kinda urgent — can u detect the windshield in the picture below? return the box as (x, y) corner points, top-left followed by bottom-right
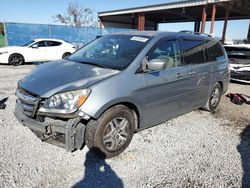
(68, 35), (151, 70)
(225, 46), (250, 64)
(22, 40), (35, 46)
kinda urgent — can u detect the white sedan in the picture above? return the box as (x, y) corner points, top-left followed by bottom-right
(0, 38), (75, 65)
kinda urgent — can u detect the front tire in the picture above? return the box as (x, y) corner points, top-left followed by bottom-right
(203, 83), (222, 113)
(8, 53), (24, 66)
(85, 105), (135, 158)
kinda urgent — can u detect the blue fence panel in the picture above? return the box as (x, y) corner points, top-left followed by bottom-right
(5, 23), (51, 46)
(50, 25), (102, 45)
(102, 27), (135, 35)
(4, 22), (136, 46)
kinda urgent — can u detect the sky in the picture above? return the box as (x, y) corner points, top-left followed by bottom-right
(0, 0), (249, 40)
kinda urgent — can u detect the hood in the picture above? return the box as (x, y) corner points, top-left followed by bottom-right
(0, 46), (25, 52)
(19, 60), (119, 98)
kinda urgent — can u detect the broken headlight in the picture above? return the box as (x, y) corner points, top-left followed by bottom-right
(38, 89), (91, 114)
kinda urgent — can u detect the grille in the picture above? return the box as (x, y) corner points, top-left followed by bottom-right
(16, 88), (39, 117)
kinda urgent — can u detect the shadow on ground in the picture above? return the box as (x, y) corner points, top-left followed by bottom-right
(73, 150), (123, 188)
(0, 62), (43, 66)
(238, 124), (250, 188)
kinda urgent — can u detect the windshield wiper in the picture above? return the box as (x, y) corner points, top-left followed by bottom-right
(79, 61), (118, 70)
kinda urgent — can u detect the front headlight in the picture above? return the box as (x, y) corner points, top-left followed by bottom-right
(38, 89), (91, 114)
(0, 51), (8, 55)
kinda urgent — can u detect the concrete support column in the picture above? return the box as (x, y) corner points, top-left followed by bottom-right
(222, 2), (230, 44)
(201, 6), (207, 33)
(210, 4), (216, 35)
(138, 13), (145, 31)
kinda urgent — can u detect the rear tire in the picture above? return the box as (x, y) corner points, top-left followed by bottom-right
(62, 52), (71, 59)
(85, 105), (135, 158)
(203, 83), (222, 113)
(8, 53), (24, 66)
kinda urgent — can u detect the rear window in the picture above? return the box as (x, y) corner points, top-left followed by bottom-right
(224, 46), (250, 58)
(45, 41), (62, 46)
(182, 39), (206, 64)
(207, 40), (225, 61)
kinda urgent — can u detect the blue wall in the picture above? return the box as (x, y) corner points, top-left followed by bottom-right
(4, 22), (136, 46)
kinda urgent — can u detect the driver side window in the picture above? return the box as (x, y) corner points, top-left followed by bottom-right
(147, 40), (181, 69)
(34, 41), (46, 47)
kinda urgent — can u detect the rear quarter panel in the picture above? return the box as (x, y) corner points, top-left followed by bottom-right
(211, 59), (230, 95)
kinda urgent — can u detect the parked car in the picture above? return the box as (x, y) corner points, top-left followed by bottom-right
(0, 38), (75, 65)
(14, 31), (229, 158)
(224, 44), (250, 83)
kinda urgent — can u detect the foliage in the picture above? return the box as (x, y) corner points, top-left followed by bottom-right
(53, 1), (96, 27)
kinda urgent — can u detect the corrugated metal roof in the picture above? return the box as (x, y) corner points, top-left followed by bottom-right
(99, 0), (231, 16)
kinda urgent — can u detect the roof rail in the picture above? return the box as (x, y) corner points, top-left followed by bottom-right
(179, 30), (213, 37)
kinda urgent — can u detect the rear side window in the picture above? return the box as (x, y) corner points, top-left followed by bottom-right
(182, 40), (206, 64)
(46, 41), (62, 46)
(207, 40), (225, 61)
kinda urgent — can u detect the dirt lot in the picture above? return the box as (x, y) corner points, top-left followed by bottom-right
(0, 64), (249, 188)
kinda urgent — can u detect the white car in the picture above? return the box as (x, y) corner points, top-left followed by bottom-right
(0, 38), (75, 65)
(224, 44), (250, 83)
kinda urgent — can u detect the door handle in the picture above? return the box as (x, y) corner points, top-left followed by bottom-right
(175, 73), (184, 78)
(188, 71), (197, 75)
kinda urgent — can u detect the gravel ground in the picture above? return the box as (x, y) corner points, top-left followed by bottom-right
(0, 64), (249, 188)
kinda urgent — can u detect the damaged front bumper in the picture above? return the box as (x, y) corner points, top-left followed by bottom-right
(14, 101), (86, 151)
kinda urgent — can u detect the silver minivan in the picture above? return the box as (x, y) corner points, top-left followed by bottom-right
(14, 31), (230, 158)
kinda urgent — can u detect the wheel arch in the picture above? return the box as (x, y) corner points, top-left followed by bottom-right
(218, 81), (223, 91)
(62, 52), (71, 58)
(92, 100), (141, 130)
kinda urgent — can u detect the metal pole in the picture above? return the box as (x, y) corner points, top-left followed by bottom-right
(3, 22), (8, 46)
(194, 20), (200, 32)
(210, 4), (216, 34)
(154, 22), (158, 31)
(247, 21), (250, 40)
(131, 14), (135, 29)
(138, 13), (145, 31)
(141, 13), (145, 31)
(138, 14), (141, 30)
(222, 2), (230, 44)
(197, 20), (201, 33)
(49, 24), (52, 38)
(201, 6), (207, 33)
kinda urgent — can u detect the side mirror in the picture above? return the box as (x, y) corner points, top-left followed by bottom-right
(146, 59), (166, 71)
(32, 44), (38, 48)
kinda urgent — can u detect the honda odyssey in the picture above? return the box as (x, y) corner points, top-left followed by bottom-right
(14, 31), (229, 158)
